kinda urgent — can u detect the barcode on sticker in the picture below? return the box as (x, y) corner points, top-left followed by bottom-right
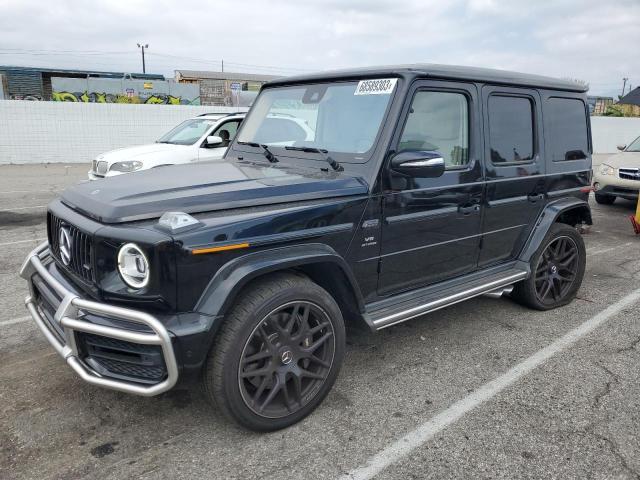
(354, 78), (397, 95)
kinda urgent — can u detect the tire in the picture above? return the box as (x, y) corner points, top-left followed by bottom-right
(203, 272), (346, 431)
(511, 223), (586, 311)
(594, 193), (615, 205)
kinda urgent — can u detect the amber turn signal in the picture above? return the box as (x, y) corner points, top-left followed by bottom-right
(191, 243), (250, 255)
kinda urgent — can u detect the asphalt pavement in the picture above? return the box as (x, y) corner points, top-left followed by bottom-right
(1, 164), (639, 480)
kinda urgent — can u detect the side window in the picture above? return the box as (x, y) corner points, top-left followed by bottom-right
(398, 91), (469, 168)
(488, 95), (534, 163)
(213, 120), (241, 146)
(547, 98), (589, 161)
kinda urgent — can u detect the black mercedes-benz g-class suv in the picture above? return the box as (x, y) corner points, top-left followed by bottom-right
(21, 64), (592, 431)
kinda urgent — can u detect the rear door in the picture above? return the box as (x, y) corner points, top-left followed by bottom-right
(378, 80), (484, 295)
(479, 86), (546, 267)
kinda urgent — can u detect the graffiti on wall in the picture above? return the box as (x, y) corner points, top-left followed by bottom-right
(51, 91), (198, 105)
(51, 77), (200, 105)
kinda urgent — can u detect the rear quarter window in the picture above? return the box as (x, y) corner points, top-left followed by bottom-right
(546, 97), (589, 161)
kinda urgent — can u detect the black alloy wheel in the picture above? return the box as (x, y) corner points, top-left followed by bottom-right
(534, 236), (579, 306)
(203, 272), (345, 431)
(511, 223), (586, 311)
(238, 301), (335, 418)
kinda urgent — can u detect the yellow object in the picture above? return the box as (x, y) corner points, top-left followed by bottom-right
(191, 243), (250, 255)
(631, 195), (640, 234)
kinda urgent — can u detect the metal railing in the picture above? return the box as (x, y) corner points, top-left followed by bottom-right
(20, 242), (179, 396)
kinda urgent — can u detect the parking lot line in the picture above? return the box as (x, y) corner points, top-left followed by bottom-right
(0, 205), (46, 212)
(0, 189), (61, 195)
(0, 238), (45, 247)
(340, 286), (640, 480)
(0, 315), (31, 327)
(587, 242), (635, 256)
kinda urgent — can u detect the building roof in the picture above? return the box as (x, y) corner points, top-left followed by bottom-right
(175, 70), (280, 82)
(265, 63), (588, 93)
(619, 87), (640, 107)
(0, 65), (164, 80)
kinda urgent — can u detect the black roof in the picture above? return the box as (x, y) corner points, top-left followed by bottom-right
(265, 63), (588, 93)
(619, 86), (640, 107)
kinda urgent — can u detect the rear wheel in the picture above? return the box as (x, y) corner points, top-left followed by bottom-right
(511, 223), (585, 310)
(595, 193), (615, 205)
(203, 272), (345, 431)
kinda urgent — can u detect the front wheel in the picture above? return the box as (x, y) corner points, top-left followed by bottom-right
(594, 193), (615, 205)
(203, 272), (345, 431)
(511, 223), (586, 310)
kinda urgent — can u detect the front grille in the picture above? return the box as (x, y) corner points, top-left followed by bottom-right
(47, 212), (95, 283)
(97, 161), (108, 175)
(78, 332), (167, 383)
(619, 168), (640, 181)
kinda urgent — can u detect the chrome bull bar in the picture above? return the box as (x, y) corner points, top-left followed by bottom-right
(20, 242), (178, 396)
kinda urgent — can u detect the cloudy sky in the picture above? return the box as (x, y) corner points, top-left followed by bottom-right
(1, 0), (638, 97)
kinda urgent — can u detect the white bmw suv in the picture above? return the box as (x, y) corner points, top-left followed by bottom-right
(88, 112), (246, 180)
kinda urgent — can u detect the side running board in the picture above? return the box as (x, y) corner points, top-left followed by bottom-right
(364, 269), (528, 331)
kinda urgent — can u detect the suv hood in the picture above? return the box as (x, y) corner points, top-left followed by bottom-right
(602, 151), (640, 168)
(96, 143), (189, 163)
(62, 160), (368, 223)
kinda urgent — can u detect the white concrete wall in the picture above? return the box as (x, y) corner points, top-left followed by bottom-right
(1, 100), (639, 164)
(0, 100), (246, 164)
(590, 116), (640, 154)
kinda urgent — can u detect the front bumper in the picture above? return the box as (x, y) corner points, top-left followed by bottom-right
(594, 184), (639, 200)
(592, 171), (640, 199)
(87, 169), (127, 180)
(20, 242), (179, 396)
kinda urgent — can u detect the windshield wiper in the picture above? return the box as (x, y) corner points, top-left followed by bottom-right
(284, 146), (343, 172)
(237, 141), (279, 163)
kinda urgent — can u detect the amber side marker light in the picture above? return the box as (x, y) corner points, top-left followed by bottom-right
(191, 243), (250, 255)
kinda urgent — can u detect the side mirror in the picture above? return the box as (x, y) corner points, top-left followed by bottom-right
(206, 135), (224, 147)
(617, 144), (627, 151)
(390, 151), (446, 178)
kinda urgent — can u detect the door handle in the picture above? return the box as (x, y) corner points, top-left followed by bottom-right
(527, 193), (545, 203)
(459, 204), (480, 215)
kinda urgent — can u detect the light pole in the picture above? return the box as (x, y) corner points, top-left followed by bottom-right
(621, 77), (628, 98)
(137, 43), (149, 73)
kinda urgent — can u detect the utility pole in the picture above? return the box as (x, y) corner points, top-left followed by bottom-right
(137, 43), (149, 73)
(221, 59), (224, 72)
(621, 77), (628, 97)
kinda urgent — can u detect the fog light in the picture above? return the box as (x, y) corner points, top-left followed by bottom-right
(117, 243), (150, 288)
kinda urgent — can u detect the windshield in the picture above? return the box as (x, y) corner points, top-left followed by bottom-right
(237, 80), (397, 161)
(157, 119), (216, 145)
(627, 135), (640, 152)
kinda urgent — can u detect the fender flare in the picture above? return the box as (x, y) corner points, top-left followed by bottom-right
(518, 197), (591, 263)
(194, 243), (365, 317)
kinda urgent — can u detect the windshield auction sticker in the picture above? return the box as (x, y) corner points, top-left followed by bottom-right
(354, 78), (397, 95)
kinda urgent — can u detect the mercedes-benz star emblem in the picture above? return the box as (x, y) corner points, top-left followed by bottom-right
(281, 351), (293, 365)
(59, 227), (72, 266)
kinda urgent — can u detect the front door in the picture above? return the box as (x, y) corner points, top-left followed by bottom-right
(199, 119), (242, 161)
(378, 81), (483, 296)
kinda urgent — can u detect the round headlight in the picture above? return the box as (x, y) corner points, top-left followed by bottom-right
(117, 243), (150, 288)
